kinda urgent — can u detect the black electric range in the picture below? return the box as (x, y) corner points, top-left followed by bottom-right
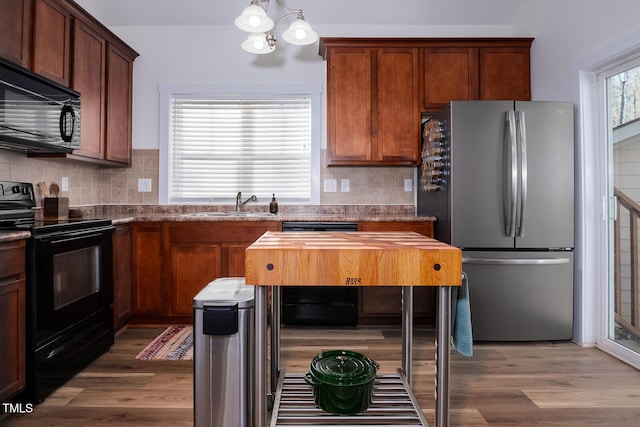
(1, 181), (115, 404)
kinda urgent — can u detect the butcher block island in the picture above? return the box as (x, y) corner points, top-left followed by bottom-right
(245, 231), (461, 287)
(245, 231), (462, 427)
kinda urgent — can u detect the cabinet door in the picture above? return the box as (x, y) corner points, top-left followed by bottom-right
(424, 47), (478, 110)
(0, 0), (32, 67)
(0, 277), (25, 401)
(376, 48), (421, 164)
(226, 243), (250, 277)
(326, 48), (372, 164)
(32, 0), (71, 85)
(113, 224), (132, 330)
(358, 221), (435, 324)
(105, 43), (134, 165)
(0, 240), (26, 402)
(479, 47), (531, 100)
(169, 244), (221, 315)
(71, 18), (106, 160)
(132, 223), (165, 315)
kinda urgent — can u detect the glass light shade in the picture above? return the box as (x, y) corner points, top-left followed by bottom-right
(241, 33), (275, 54)
(234, 4), (274, 33)
(282, 18), (318, 46)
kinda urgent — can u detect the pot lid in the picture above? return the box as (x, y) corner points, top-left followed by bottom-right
(309, 350), (378, 386)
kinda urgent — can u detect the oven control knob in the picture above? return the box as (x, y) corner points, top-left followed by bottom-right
(12, 185), (20, 194)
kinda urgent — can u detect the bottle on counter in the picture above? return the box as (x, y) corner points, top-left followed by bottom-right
(270, 193), (278, 214)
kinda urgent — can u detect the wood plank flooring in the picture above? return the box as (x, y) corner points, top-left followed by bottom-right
(3, 326), (640, 426)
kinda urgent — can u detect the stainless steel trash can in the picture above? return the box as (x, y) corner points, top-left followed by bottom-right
(193, 277), (254, 427)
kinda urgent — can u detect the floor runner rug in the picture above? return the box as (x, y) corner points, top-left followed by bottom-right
(135, 325), (194, 361)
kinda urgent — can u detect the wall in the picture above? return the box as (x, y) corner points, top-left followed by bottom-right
(512, 0), (640, 101)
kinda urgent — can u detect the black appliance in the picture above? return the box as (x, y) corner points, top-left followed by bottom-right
(281, 222), (358, 326)
(0, 57), (81, 154)
(0, 181), (114, 403)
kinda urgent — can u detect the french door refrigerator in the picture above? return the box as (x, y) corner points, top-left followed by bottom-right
(418, 100), (574, 341)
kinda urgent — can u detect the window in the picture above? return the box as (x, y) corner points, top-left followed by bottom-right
(159, 83), (321, 204)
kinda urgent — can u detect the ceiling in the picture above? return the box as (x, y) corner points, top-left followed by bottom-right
(74, 0), (526, 27)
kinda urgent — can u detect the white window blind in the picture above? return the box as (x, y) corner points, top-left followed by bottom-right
(168, 96), (312, 203)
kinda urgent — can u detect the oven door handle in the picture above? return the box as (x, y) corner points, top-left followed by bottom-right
(35, 225), (115, 244)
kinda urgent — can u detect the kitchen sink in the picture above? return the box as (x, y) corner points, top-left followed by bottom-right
(181, 212), (273, 218)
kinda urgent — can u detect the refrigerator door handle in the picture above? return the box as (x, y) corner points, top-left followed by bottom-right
(462, 257), (571, 265)
(504, 111), (518, 237)
(515, 110), (528, 237)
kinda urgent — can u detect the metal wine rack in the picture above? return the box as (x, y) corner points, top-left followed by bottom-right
(421, 118), (448, 192)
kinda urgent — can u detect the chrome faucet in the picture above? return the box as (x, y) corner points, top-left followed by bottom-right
(236, 192), (257, 212)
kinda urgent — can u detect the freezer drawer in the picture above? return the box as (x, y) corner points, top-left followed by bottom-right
(463, 251), (573, 341)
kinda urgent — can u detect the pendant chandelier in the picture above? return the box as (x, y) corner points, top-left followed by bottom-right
(235, 0), (319, 54)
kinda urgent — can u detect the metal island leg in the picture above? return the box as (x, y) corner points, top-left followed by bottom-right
(404, 285), (451, 427)
(254, 285), (268, 427)
(436, 286), (452, 427)
(401, 286), (414, 386)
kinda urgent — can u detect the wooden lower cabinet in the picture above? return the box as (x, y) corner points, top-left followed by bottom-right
(166, 222), (279, 317)
(358, 221), (436, 325)
(113, 224), (132, 331)
(0, 240), (26, 401)
(130, 220), (436, 325)
(131, 222), (165, 317)
(131, 221), (279, 322)
(169, 243), (221, 315)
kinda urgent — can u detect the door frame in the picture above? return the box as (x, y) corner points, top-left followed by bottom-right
(573, 27), (640, 369)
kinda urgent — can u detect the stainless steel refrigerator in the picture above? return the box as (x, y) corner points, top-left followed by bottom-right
(418, 100), (574, 341)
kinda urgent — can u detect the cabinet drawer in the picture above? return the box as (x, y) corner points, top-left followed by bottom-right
(169, 222), (280, 243)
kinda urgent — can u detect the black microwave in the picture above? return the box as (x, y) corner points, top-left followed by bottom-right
(0, 57), (80, 154)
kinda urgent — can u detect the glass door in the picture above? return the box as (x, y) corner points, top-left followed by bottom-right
(607, 61), (640, 361)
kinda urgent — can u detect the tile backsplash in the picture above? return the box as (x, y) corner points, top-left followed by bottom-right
(0, 148), (414, 206)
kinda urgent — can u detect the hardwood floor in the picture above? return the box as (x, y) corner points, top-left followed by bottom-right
(3, 326), (640, 426)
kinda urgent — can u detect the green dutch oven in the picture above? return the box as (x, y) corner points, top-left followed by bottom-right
(304, 350), (380, 415)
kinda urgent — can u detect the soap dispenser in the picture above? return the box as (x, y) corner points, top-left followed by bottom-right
(269, 193), (278, 214)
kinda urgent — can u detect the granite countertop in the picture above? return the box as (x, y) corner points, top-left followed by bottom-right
(71, 204), (437, 225)
(0, 230), (31, 243)
(1, 205), (435, 242)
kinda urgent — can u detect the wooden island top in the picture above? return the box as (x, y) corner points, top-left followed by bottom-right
(244, 231), (462, 287)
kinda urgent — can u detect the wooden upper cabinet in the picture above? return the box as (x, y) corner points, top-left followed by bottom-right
(424, 47), (478, 110)
(479, 46), (531, 100)
(321, 38), (532, 166)
(105, 43), (135, 165)
(325, 43), (420, 166)
(32, 0), (71, 85)
(71, 17), (106, 160)
(1, 0), (139, 167)
(376, 48), (421, 163)
(326, 47), (372, 163)
(0, 0), (32, 67)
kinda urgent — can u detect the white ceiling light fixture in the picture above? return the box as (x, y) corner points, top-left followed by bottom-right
(235, 0), (318, 54)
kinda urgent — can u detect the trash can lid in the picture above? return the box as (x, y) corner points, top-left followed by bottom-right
(193, 277), (254, 309)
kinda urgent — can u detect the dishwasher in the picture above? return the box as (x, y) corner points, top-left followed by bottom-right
(281, 221), (358, 326)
